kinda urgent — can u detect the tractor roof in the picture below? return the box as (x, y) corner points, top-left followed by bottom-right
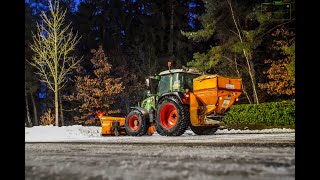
(159, 68), (202, 76)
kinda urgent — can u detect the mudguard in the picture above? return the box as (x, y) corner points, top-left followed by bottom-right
(129, 107), (149, 118)
(157, 92), (186, 105)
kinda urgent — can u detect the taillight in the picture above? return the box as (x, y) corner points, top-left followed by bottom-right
(97, 112), (104, 118)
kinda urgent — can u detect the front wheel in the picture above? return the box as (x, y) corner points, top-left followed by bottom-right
(124, 110), (149, 136)
(190, 124), (218, 135)
(155, 96), (189, 136)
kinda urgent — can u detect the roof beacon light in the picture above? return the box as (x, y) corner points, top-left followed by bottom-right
(168, 61), (172, 70)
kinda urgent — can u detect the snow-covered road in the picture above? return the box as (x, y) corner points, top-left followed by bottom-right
(26, 140), (294, 180)
(25, 126), (295, 180)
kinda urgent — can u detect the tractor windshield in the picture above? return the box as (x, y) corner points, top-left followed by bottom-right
(158, 73), (200, 95)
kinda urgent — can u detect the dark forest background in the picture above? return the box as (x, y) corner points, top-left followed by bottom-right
(25, 0), (295, 126)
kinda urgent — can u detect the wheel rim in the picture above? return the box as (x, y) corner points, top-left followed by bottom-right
(128, 115), (139, 131)
(160, 103), (178, 129)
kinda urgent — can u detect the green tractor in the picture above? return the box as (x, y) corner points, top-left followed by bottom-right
(124, 68), (201, 136)
(124, 66), (242, 136)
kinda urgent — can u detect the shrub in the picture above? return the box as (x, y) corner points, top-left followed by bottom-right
(39, 109), (55, 126)
(223, 100), (295, 129)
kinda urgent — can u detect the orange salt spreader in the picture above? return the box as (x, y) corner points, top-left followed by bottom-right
(189, 74), (242, 127)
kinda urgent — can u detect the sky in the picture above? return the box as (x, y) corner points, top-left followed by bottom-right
(74, 0), (80, 11)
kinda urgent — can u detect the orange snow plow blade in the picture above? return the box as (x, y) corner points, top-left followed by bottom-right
(99, 116), (127, 136)
(98, 115), (155, 136)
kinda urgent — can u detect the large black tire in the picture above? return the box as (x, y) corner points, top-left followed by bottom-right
(155, 96), (189, 136)
(190, 124), (218, 135)
(124, 110), (149, 136)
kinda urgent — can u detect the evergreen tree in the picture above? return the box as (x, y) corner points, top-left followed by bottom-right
(66, 46), (124, 124)
(181, 0), (295, 104)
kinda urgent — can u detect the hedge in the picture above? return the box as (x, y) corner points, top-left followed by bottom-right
(222, 100), (295, 129)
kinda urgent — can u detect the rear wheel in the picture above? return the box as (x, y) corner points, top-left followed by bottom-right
(190, 124), (218, 135)
(125, 110), (149, 136)
(155, 96), (189, 136)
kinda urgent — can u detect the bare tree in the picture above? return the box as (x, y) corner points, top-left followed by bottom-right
(227, 0), (259, 104)
(29, 0), (81, 126)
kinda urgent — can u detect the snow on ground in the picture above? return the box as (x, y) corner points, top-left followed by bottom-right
(25, 125), (295, 142)
(25, 125), (101, 142)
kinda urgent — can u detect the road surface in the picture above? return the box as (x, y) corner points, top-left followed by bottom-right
(25, 133), (295, 180)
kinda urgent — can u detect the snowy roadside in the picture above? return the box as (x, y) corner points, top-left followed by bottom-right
(25, 125), (294, 142)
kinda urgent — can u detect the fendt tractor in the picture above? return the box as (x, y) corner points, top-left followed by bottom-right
(98, 62), (242, 136)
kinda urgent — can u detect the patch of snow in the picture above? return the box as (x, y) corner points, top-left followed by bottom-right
(25, 125), (294, 142)
(25, 125), (101, 142)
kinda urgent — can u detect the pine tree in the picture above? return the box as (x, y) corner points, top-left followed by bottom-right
(181, 0), (295, 104)
(66, 46), (124, 124)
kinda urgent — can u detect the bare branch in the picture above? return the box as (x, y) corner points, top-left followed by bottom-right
(229, 30), (241, 39)
(227, 0), (243, 42)
(257, 18), (295, 40)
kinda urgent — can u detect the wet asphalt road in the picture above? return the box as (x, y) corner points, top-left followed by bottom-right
(25, 133), (295, 180)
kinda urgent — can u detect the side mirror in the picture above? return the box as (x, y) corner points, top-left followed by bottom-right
(145, 78), (150, 87)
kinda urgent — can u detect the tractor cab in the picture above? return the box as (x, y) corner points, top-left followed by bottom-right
(144, 68), (202, 107)
(157, 69), (202, 96)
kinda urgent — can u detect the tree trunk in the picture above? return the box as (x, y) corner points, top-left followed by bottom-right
(250, 61), (259, 104)
(59, 91), (64, 126)
(25, 84), (32, 127)
(243, 50), (259, 104)
(30, 92), (38, 126)
(241, 83), (252, 104)
(55, 86), (59, 126)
